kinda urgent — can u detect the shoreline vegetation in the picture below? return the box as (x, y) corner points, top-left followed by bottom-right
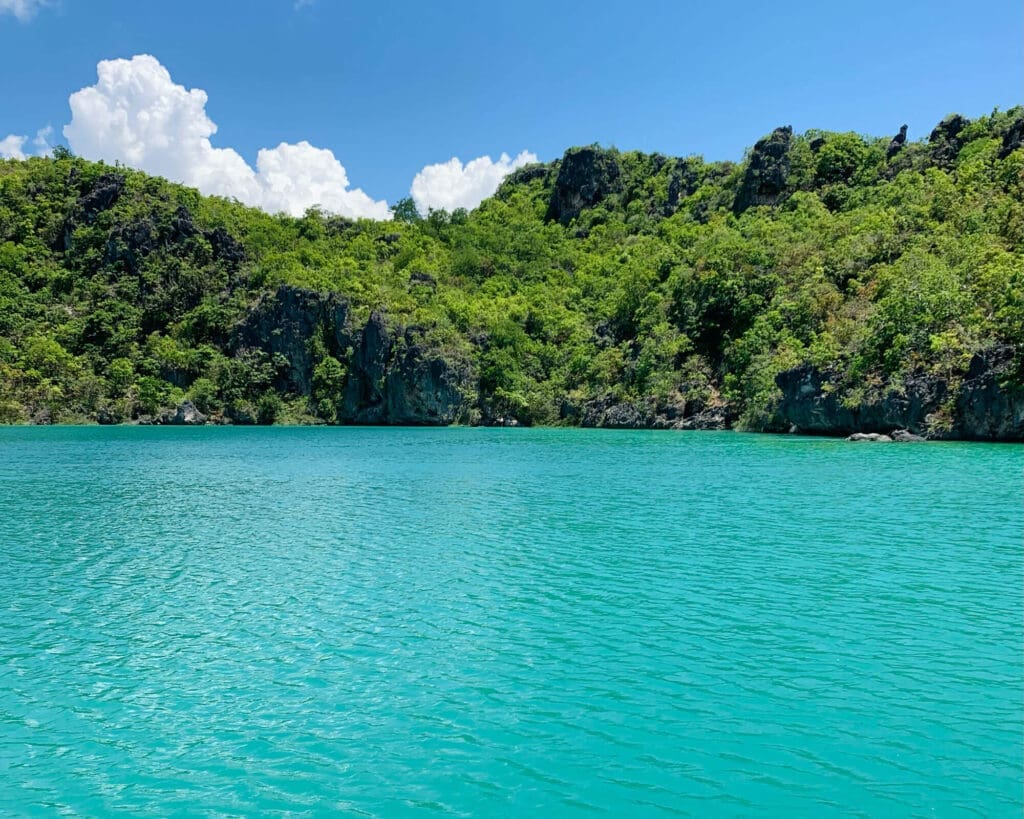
(1, 109), (1021, 440)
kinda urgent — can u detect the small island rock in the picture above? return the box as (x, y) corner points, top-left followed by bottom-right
(846, 432), (893, 442)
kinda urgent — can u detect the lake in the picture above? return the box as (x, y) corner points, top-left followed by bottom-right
(0, 427), (1020, 816)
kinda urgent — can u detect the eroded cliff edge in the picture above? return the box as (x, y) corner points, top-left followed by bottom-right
(230, 286), (475, 426)
(769, 345), (1024, 441)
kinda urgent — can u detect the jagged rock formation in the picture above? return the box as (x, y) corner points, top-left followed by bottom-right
(929, 114), (969, 167)
(341, 312), (473, 425)
(100, 205), (245, 280)
(206, 226), (246, 268)
(665, 158), (701, 215)
(77, 173), (126, 222)
(886, 124), (908, 159)
(576, 393), (732, 431)
(770, 345), (1024, 441)
(231, 287), (472, 425)
(57, 172), (126, 251)
(233, 285), (352, 395)
(953, 346), (1024, 440)
(1000, 113), (1024, 158)
(156, 400), (207, 425)
(733, 126), (793, 213)
(546, 146), (624, 224)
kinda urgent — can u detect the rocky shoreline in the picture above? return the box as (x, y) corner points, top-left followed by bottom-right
(14, 284), (1024, 443)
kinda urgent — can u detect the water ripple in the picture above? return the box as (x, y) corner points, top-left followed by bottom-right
(0, 427), (1020, 816)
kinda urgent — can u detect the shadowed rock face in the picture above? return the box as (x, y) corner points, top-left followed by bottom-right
(953, 346), (1024, 440)
(575, 393), (733, 431)
(156, 400), (207, 425)
(58, 172), (127, 251)
(206, 226), (246, 268)
(341, 312), (473, 425)
(886, 124), (909, 159)
(1000, 113), (1024, 159)
(546, 147), (624, 224)
(733, 126), (793, 213)
(78, 173), (126, 223)
(97, 202), (245, 281)
(232, 285), (352, 395)
(771, 364), (947, 436)
(770, 345), (1024, 441)
(929, 114), (969, 167)
(665, 158), (701, 215)
(233, 289), (472, 425)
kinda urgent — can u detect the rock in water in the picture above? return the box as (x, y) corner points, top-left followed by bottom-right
(891, 429), (926, 442)
(157, 401), (207, 426)
(847, 432), (893, 442)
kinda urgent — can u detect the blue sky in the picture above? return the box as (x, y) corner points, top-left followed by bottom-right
(1, 0), (1021, 216)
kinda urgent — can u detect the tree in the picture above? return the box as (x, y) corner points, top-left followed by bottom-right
(391, 197), (421, 223)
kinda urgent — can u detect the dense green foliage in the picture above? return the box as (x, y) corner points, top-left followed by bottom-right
(1, 108), (1021, 425)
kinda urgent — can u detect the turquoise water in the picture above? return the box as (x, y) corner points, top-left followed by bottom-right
(0, 428), (1020, 817)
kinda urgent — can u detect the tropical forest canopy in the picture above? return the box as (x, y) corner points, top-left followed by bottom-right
(0, 108), (1021, 429)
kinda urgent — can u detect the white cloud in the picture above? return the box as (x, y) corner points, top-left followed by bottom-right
(411, 150), (537, 213)
(32, 125), (53, 154)
(0, 127), (53, 159)
(0, 0), (49, 21)
(0, 134), (27, 159)
(64, 54), (390, 219)
(256, 141), (390, 219)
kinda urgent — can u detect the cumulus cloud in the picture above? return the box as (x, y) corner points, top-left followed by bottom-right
(0, 0), (49, 21)
(63, 54), (390, 219)
(0, 135), (27, 159)
(0, 127), (53, 159)
(32, 125), (53, 154)
(410, 150), (537, 213)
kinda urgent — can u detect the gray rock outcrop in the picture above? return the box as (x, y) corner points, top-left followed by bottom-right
(847, 432), (892, 442)
(578, 393), (733, 430)
(929, 113), (969, 167)
(733, 126), (793, 213)
(772, 344), (1023, 441)
(546, 146), (624, 224)
(952, 346), (1024, 440)
(1000, 113), (1024, 158)
(232, 285), (352, 395)
(156, 400), (207, 425)
(886, 125), (908, 159)
(232, 286), (473, 425)
(340, 312), (473, 425)
(891, 429), (926, 442)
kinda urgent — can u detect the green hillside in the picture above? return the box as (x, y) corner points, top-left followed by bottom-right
(1, 108), (1021, 437)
